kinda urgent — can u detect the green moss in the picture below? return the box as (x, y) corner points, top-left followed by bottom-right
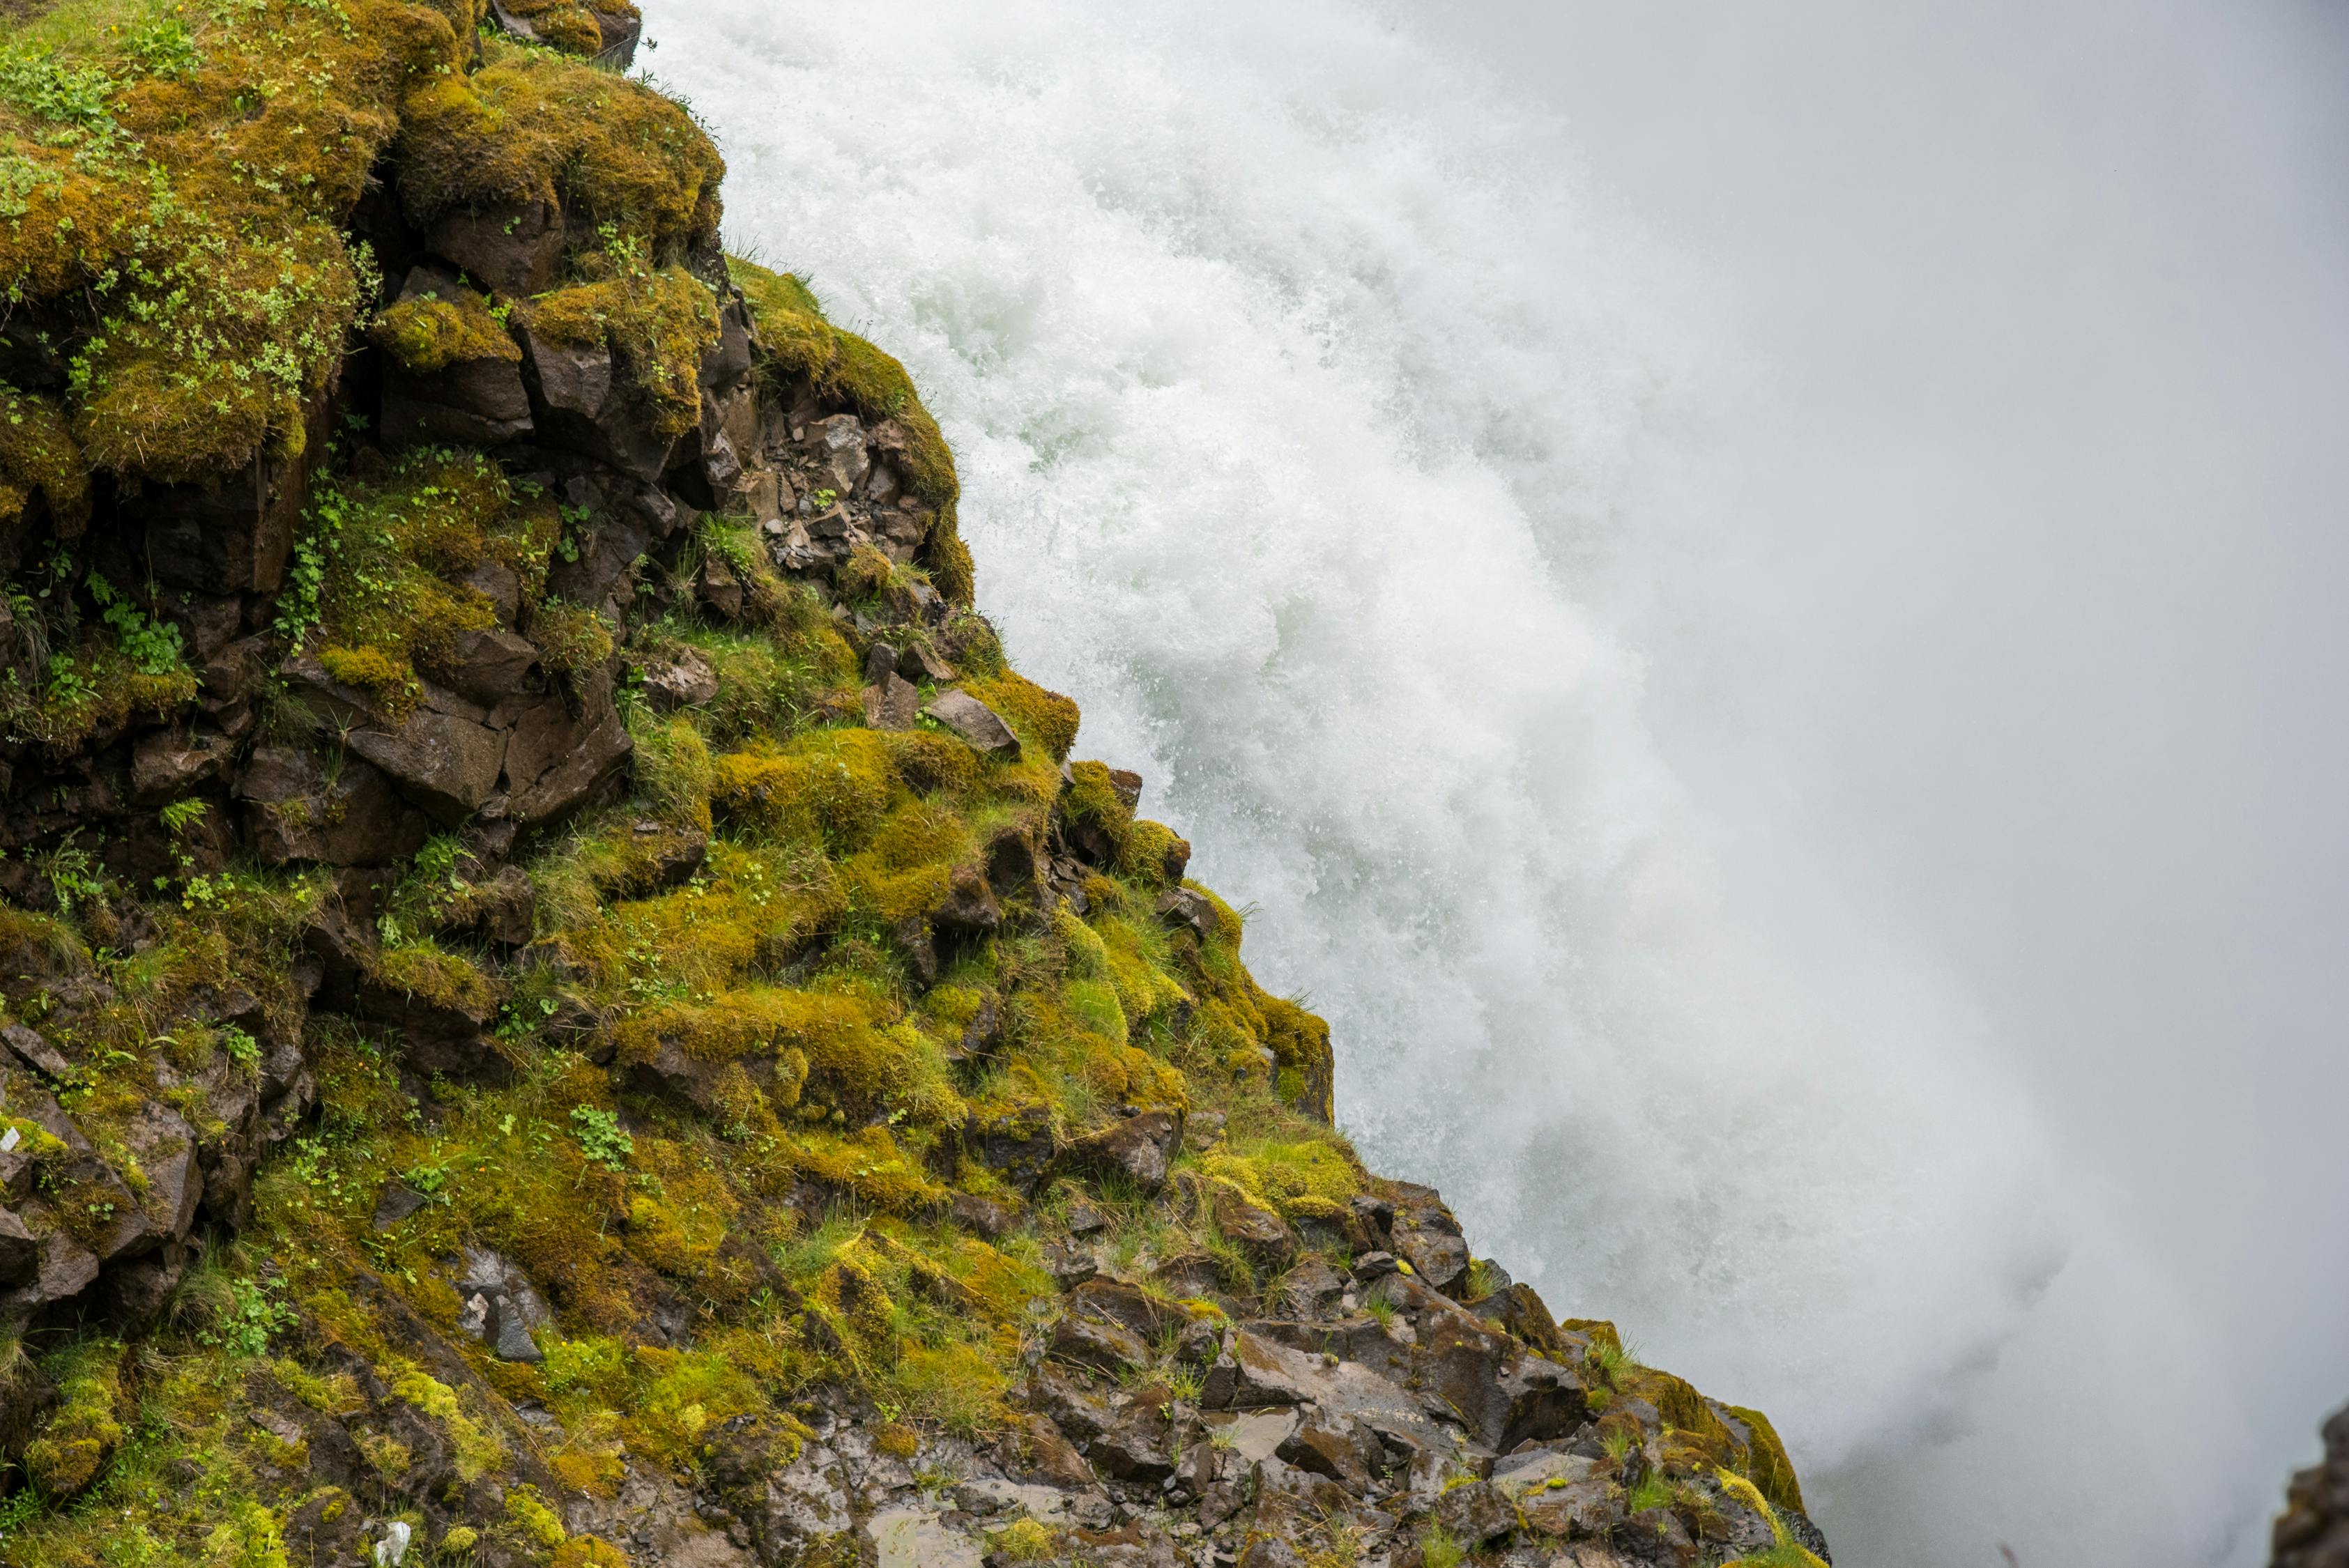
(527, 238), (719, 440)
(24, 1338), (125, 1496)
(371, 286), (522, 374)
(398, 36), (721, 262)
(0, 386), (90, 535)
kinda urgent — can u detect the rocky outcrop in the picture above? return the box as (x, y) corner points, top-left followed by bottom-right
(2274, 1401), (2349, 1568)
(0, 4), (1820, 1566)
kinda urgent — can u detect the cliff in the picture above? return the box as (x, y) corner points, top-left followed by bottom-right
(0, 4), (1828, 1566)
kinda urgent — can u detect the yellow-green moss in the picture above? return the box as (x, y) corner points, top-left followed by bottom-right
(23, 1339), (126, 1495)
(527, 243), (719, 440)
(370, 287), (522, 374)
(0, 387), (90, 535)
(727, 256), (972, 602)
(397, 36), (721, 261)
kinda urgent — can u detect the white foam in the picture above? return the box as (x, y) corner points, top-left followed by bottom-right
(650, 3), (2258, 1560)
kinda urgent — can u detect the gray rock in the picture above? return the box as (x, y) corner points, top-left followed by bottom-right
(924, 689), (1021, 758)
(1432, 1478), (1516, 1543)
(1, 1023), (69, 1079)
(501, 675), (632, 827)
(427, 625), (539, 703)
(493, 1305), (543, 1362)
(1214, 1185), (1301, 1273)
(636, 648), (719, 712)
(1062, 1110), (1182, 1194)
(372, 1183), (429, 1232)
(130, 728), (236, 805)
(804, 413), (871, 497)
(346, 705), (508, 827)
(427, 199), (564, 295)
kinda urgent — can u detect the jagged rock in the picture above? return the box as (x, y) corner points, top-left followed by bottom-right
(123, 1102), (201, 1247)
(2, 1023), (69, 1079)
(427, 199), (564, 295)
(1616, 1506), (1699, 1566)
(1052, 1314), (1151, 1371)
(342, 698), (508, 827)
(372, 1183), (429, 1232)
(1089, 1390), (1177, 1482)
(1276, 1409), (1382, 1489)
(356, 962), (505, 1082)
(1275, 1255), (1348, 1319)
(628, 1036), (728, 1115)
(698, 550), (744, 620)
(804, 413), (870, 496)
(898, 642), (956, 684)
(142, 420), (313, 594)
(1156, 886), (1220, 941)
(457, 865), (536, 948)
(949, 1192), (1018, 1240)
(924, 689), (1021, 758)
(985, 824), (1045, 903)
(636, 647), (719, 711)
(862, 671), (920, 731)
(1062, 1110), (1182, 1194)
(519, 325), (674, 479)
(1028, 1362), (1118, 1446)
(502, 674), (633, 826)
(1386, 1183), (1471, 1294)
(461, 560), (523, 626)
(1433, 1478), (1517, 1543)
(1214, 1185), (1301, 1273)
(238, 745), (434, 867)
(933, 864), (1002, 940)
(1012, 1412), (1098, 1491)
(130, 728), (236, 805)
(1468, 1280), (1576, 1361)
(2276, 1403), (2349, 1568)
(427, 625), (540, 702)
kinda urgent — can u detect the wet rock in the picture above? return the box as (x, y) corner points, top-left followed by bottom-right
(924, 689), (1021, 758)
(1062, 1110), (1182, 1194)
(1386, 1183), (1471, 1294)
(1275, 1256), (1349, 1319)
(1089, 1390), (1177, 1482)
(1046, 1310), (1145, 1376)
(427, 199), (564, 295)
(344, 702), (508, 827)
(1013, 1412), (1098, 1491)
(520, 325), (674, 480)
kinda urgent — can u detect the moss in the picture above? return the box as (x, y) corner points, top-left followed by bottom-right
(1727, 1401), (1807, 1515)
(372, 940), (495, 1013)
(965, 671), (1081, 763)
(526, 240), (719, 440)
(0, 386), (90, 535)
(728, 256), (973, 603)
(370, 286), (522, 374)
(531, 599), (617, 678)
(397, 36), (721, 261)
(24, 1338), (125, 1496)
(505, 1484), (567, 1548)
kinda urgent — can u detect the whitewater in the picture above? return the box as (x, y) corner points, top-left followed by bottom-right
(649, 1), (2346, 1562)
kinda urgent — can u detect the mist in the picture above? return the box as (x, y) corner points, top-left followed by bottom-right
(1420, 0), (2349, 1560)
(651, 0), (2349, 1561)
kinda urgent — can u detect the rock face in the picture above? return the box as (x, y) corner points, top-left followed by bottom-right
(2274, 1402), (2349, 1568)
(0, 4), (1822, 1565)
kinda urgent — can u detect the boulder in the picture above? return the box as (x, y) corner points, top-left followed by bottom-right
(1276, 1411), (1382, 1490)
(924, 689), (1020, 758)
(1051, 1311), (1149, 1376)
(1156, 887), (1221, 941)
(947, 1192), (1017, 1240)
(123, 1102), (201, 1247)
(519, 325), (674, 481)
(426, 199), (564, 295)
(1386, 1183), (1471, 1294)
(1433, 1479), (1517, 1544)
(424, 625), (538, 703)
(130, 728), (236, 805)
(1089, 1392), (1177, 1482)
(804, 413), (871, 497)
(1062, 1111), (1182, 1194)
(1213, 1185), (1301, 1273)
(344, 704), (507, 827)
(862, 672), (919, 731)
(636, 648), (719, 711)
(965, 1102), (1061, 1194)
(502, 677), (632, 827)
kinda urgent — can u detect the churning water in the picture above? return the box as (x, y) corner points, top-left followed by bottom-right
(649, 2), (2349, 1562)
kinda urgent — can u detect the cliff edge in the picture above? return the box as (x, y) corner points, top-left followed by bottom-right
(0, 4), (1826, 1565)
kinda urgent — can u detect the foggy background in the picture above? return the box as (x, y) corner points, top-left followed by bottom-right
(1421, 0), (2349, 1558)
